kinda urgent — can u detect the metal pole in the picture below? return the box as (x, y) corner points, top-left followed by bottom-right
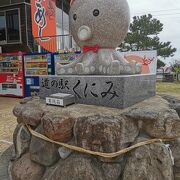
(62, 0), (64, 50)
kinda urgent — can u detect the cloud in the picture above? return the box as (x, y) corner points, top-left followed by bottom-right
(127, 0), (180, 61)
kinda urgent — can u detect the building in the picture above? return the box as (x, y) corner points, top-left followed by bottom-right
(0, 0), (71, 53)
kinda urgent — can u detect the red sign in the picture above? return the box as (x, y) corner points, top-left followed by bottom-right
(31, 0), (57, 52)
(0, 53), (24, 97)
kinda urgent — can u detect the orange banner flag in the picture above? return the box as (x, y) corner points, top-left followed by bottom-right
(31, 0), (57, 52)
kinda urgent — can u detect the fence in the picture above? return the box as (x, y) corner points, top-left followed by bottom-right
(33, 35), (80, 53)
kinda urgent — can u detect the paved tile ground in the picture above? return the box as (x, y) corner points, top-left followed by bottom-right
(0, 97), (20, 153)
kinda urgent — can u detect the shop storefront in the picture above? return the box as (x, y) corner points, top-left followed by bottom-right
(0, 0), (32, 53)
(0, 0), (72, 53)
(0, 0), (78, 98)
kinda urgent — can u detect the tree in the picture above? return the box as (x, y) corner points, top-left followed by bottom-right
(171, 60), (180, 81)
(157, 59), (165, 69)
(120, 14), (177, 58)
(172, 61), (180, 73)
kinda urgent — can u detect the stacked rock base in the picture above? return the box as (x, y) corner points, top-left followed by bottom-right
(8, 95), (180, 180)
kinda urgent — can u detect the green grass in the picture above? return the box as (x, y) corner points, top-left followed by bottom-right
(156, 82), (180, 96)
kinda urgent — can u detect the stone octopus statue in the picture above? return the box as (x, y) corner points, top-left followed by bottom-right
(56, 0), (142, 75)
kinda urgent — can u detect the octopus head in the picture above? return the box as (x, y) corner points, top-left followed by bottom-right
(69, 0), (130, 49)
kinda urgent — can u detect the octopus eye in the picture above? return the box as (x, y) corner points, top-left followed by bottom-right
(73, 14), (77, 21)
(93, 9), (100, 17)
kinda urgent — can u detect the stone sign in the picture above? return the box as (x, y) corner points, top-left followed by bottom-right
(39, 0), (156, 108)
(39, 75), (156, 108)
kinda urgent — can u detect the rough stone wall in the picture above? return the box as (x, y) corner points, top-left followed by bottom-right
(9, 95), (180, 180)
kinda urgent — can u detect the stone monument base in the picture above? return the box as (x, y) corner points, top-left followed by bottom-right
(39, 74), (156, 108)
(6, 95), (180, 180)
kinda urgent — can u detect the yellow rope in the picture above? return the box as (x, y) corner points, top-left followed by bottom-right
(26, 124), (177, 159)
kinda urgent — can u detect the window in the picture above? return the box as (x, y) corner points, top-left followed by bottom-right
(6, 10), (20, 43)
(0, 9), (21, 44)
(56, 0), (70, 50)
(0, 12), (6, 42)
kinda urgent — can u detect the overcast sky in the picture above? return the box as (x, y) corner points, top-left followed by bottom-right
(128, 0), (180, 64)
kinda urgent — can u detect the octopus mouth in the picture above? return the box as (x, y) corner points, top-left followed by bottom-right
(78, 25), (92, 41)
